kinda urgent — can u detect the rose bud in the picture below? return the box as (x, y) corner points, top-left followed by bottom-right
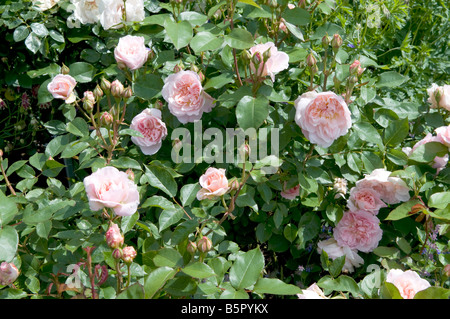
(105, 223), (124, 249)
(197, 236), (213, 253)
(122, 246), (137, 264)
(100, 77), (111, 92)
(0, 262), (19, 286)
(100, 111), (114, 126)
(444, 264), (450, 277)
(93, 84), (104, 99)
(187, 241), (197, 254)
(306, 52), (317, 68)
(122, 86), (133, 99)
(111, 80), (124, 98)
(322, 35), (331, 48)
(61, 63), (70, 75)
(112, 248), (123, 260)
(126, 168), (135, 181)
(331, 34), (343, 52)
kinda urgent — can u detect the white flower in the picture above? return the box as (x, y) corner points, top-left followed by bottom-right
(71, 0), (104, 25)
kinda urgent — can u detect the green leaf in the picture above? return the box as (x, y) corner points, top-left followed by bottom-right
(66, 117), (89, 137)
(281, 7), (310, 26)
(203, 72), (235, 90)
(383, 118), (409, 147)
(144, 164), (178, 197)
(428, 192), (450, 209)
(329, 255), (346, 278)
(180, 183), (201, 207)
(414, 286), (450, 299)
(118, 128), (144, 138)
(24, 32), (41, 54)
(283, 223), (298, 242)
(68, 62), (96, 83)
(236, 95), (269, 130)
(353, 121), (384, 151)
(253, 278), (302, 295)
(158, 208), (184, 232)
(164, 19), (193, 50)
(238, 0), (261, 8)
(144, 266), (177, 299)
(224, 28), (254, 50)
(408, 142), (448, 163)
(317, 275), (360, 296)
(0, 191), (18, 226)
(61, 140), (90, 158)
(182, 262), (216, 278)
(142, 195), (176, 210)
(133, 74), (164, 100)
(376, 71), (408, 88)
(13, 25), (29, 42)
(384, 199), (421, 221)
(30, 22), (48, 37)
(0, 226), (18, 262)
(190, 31), (224, 54)
(380, 282), (403, 299)
(229, 247), (264, 290)
(154, 248), (183, 268)
(117, 283), (145, 299)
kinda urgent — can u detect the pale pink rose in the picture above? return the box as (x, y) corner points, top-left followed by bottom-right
(297, 283), (328, 299)
(47, 74), (77, 104)
(406, 133), (448, 173)
(294, 91), (352, 148)
(386, 269), (431, 299)
(105, 223), (124, 249)
(287, 3), (295, 9)
(355, 168), (410, 205)
(114, 35), (149, 70)
(0, 262), (19, 286)
(349, 59), (365, 76)
(279, 18), (288, 33)
(435, 125), (450, 147)
(83, 166), (140, 216)
(122, 246), (137, 263)
(130, 108), (167, 155)
(427, 83), (450, 110)
(249, 42), (289, 81)
(281, 183), (300, 200)
(317, 238), (364, 273)
(333, 210), (383, 253)
(161, 70), (215, 124)
(347, 186), (387, 214)
(196, 167), (230, 200)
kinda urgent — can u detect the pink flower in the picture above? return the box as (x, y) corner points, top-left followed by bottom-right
(162, 70), (215, 124)
(317, 238), (364, 273)
(114, 35), (149, 70)
(349, 59), (365, 76)
(122, 246), (137, 263)
(347, 186), (387, 214)
(294, 91), (352, 148)
(196, 167), (230, 200)
(333, 210), (383, 253)
(427, 83), (450, 110)
(435, 125), (450, 148)
(105, 223), (124, 249)
(281, 183), (300, 200)
(249, 42), (289, 81)
(0, 262), (19, 286)
(404, 133), (448, 174)
(386, 269), (430, 299)
(83, 166), (140, 216)
(355, 168), (410, 205)
(297, 283), (328, 299)
(130, 108), (167, 155)
(47, 74), (77, 104)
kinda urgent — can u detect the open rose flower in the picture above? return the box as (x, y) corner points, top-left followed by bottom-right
(294, 91), (352, 148)
(0, 262), (19, 286)
(435, 125), (450, 147)
(386, 269), (431, 299)
(317, 238), (364, 273)
(47, 74), (77, 104)
(427, 83), (450, 111)
(162, 70), (215, 124)
(130, 108), (167, 155)
(297, 283), (328, 299)
(347, 186), (387, 214)
(83, 166), (140, 216)
(100, 0), (145, 30)
(71, 0), (104, 24)
(355, 168), (410, 205)
(333, 210), (383, 253)
(281, 183), (300, 200)
(249, 42), (289, 81)
(196, 167), (230, 200)
(114, 35), (149, 70)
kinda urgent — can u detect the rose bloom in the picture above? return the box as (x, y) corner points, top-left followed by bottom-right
(297, 283), (328, 299)
(317, 238), (364, 273)
(249, 42), (289, 81)
(0, 262), (19, 286)
(105, 223), (124, 249)
(333, 210), (383, 253)
(196, 168), (230, 200)
(47, 74), (77, 104)
(162, 70), (215, 124)
(100, 0), (145, 30)
(435, 125), (450, 148)
(427, 83), (450, 111)
(122, 246), (137, 263)
(114, 35), (149, 70)
(83, 166), (140, 216)
(71, 0), (104, 24)
(347, 186), (387, 215)
(294, 91), (352, 148)
(386, 269), (431, 299)
(281, 183), (300, 200)
(130, 108), (167, 155)
(33, 0), (60, 11)
(355, 168), (410, 205)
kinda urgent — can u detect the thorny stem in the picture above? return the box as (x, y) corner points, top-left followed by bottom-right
(0, 156), (16, 196)
(85, 247), (97, 299)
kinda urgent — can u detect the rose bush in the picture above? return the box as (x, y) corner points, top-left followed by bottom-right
(0, 0), (449, 301)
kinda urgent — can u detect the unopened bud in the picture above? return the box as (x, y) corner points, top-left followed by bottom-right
(198, 71), (205, 83)
(306, 52), (317, 68)
(322, 35), (331, 48)
(100, 111), (113, 126)
(93, 85), (104, 99)
(110, 80), (124, 98)
(126, 168), (135, 181)
(154, 99), (164, 110)
(262, 48), (271, 62)
(112, 248), (123, 260)
(83, 98), (94, 112)
(197, 236), (213, 253)
(105, 223), (124, 249)
(186, 241), (197, 254)
(190, 64), (200, 73)
(100, 77), (111, 92)
(61, 63), (70, 75)
(238, 143), (250, 161)
(122, 246), (137, 264)
(0, 262), (19, 286)
(444, 264), (450, 277)
(228, 178), (240, 191)
(173, 63), (184, 73)
(172, 138), (182, 152)
(122, 86), (133, 99)
(0, 149), (3, 158)
(241, 50), (252, 64)
(252, 51), (263, 66)
(331, 34), (343, 52)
